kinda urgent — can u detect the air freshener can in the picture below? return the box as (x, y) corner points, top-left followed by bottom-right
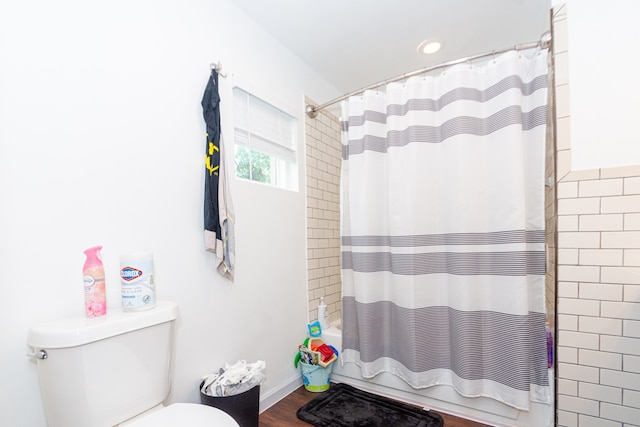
(119, 252), (156, 311)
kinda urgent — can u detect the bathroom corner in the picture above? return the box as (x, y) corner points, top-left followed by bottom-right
(305, 98), (343, 327)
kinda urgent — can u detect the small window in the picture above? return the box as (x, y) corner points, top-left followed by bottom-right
(233, 87), (298, 191)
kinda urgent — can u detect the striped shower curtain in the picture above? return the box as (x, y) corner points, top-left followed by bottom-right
(340, 49), (550, 410)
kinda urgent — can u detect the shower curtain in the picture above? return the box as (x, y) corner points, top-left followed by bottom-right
(340, 49), (550, 410)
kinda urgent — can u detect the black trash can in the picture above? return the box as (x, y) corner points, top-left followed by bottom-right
(199, 381), (260, 427)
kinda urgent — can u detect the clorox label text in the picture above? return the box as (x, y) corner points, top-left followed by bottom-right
(120, 266), (143, 281)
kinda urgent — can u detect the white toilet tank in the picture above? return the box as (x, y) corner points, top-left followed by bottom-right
(28, 301), (180, 427)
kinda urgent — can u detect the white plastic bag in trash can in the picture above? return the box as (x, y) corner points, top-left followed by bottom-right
(201, 360), (266, 397)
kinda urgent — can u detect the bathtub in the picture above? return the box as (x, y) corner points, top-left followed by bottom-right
(322, 320), (554, 427)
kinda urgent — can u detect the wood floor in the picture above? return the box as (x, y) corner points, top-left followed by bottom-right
(259, 385), (490, 427)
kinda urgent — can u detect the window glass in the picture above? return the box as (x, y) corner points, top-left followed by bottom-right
(233, 87), (298, 190)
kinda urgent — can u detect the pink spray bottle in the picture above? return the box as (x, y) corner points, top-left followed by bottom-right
(83, 246), (107, 317)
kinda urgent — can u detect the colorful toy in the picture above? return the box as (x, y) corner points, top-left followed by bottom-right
(307, 321), (322, 337)
(307, 337), (337, 368)
(294, 337), (337, 369)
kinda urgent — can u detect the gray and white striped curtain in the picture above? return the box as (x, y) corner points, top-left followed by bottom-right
(340, 49), (550, 410)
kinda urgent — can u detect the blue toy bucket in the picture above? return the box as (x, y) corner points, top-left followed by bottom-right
(300, 361), (332, 392)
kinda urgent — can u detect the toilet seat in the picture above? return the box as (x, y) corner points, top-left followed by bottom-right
(125, 403), (239, 427)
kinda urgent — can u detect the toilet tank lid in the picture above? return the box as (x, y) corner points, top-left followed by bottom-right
(28, 301), (179, 349)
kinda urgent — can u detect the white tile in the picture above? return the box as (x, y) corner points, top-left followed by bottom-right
(578, 415), (622, 427)
(553, 17), (569, 53)
(557, 410), (578, 427)
(579, 179), (623, 197)
(554, 51), (569, 86)
(557, 330), (600, 350)
(602, 232), (640, 249)
(624, 389), (640, 409)
(557, 149), (571, 182)
(601, 335), (640, 356)
(558, 181), (579, 199)
(557, 346), (578, 363)
(601, 302), (640, 320)
(562, 169), (601, 183)
(601, 195), (640, 214)
(601, 369), (640, 391)
(601, 267), (640, 284)
(558, 378), (578, 396)
(579, 349), (623, 370)
(579, 316), (622, 336)
(558, 297), (600, 316)
(579, 381), (622, 404)
(555, 84), (571, 119)
(552, 3), (567, 18)
(579, 215), (624, 232)
(600, 402), (640, 425)
(625, 355), (640, 374)
(579, 282), (623, 301)
(556, 116), (572, 151)
(558, 265), (600, 282)
(579, 249), (623, 266)
(624, 213), (640, 230)
(558, 198), (601, 215)
(557, 395), (599, 416)
(625, 177), (640, 195)
(559, 248), (579, 265)
(623, 249), (640, 266)
(558, 281), (579, 298)
(558, 215), (579, 232)
(625, 285), (640, 302)
(306, 155), (318, 169)
(559, 232), (602, 250)
(625, 320), (640, 338)
(601, 165), (640, 179)
(558, 314), (578, 331)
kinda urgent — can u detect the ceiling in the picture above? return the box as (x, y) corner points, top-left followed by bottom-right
(230, 0), (551, 101)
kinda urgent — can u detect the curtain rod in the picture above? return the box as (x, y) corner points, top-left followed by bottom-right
(306, 31), (552, 118)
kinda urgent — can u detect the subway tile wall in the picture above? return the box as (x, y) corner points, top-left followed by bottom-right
(305, 99), (342, 325)
(554, 5), (640, 426)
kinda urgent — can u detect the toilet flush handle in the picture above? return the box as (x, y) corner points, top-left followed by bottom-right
(26, 350), (48, 360)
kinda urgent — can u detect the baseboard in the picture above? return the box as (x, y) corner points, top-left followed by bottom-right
(259, 373), (303, 413)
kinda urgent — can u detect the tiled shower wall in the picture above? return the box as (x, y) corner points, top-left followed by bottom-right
(305, 99), (342, 325)
(554, 5), (640, 427)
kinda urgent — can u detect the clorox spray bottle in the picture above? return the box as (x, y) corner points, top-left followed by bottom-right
(83, 246), (107, 317)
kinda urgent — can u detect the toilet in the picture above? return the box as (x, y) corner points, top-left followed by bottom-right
(27, 301), (239, 427)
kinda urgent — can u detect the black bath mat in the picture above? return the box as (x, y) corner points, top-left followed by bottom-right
(297, 383), (443, 427)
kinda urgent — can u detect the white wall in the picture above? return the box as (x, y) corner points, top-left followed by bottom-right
(566, 0), (640, 170)
(554, 4), (640, 426)
(0, 1), (339, 426)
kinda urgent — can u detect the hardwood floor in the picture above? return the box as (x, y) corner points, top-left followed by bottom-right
(259, 385), (490, 427)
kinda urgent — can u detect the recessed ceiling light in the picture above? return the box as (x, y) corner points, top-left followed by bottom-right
(418, 40), (442, 55)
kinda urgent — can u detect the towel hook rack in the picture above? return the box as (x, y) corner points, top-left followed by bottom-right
(210, 61), (227, 78)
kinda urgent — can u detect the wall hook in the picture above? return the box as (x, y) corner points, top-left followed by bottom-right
(210, 61), (227, 78)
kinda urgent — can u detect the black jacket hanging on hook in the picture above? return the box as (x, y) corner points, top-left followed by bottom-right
(202, 69), (235, 281)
